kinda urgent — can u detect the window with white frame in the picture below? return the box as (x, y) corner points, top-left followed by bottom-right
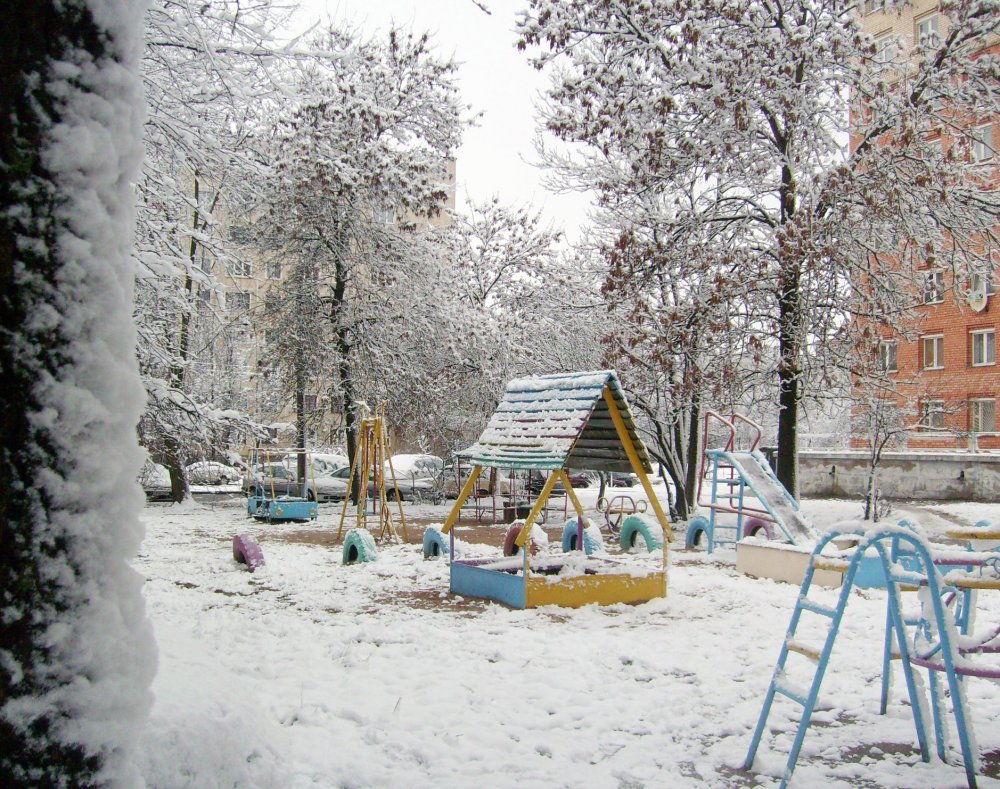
(875, 33), (896, 65)
(227, 291), (250, 312)
(971, 270), (996, 296)
(971, 329), (996, 366)
(920, 400), (945, 429)
(228, 259), (252, 278)
(923, 270), (944, 303)
(922, 334), (944, 369)
(972, 124), (995, 163)
(971, 399), (997, 433)
(877, 341), (898, 372)
(916, 14), (940, 48)
(865, 0), (886, 13)
(266, 262), (282, 280)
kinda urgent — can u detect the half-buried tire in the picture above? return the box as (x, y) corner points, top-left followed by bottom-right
(619, 514), (664, 552)
(422, 526), (451, 559)
(233, 533), (265, 571)
(342, 528), (378, 565)
(742, 517), (774, 540)
(560, 518), (605, 555)
(685, 516), (710, 550)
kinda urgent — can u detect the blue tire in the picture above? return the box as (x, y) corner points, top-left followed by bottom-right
(422, 526), (451, 559)
(342, 528), (378, 565)
(685, 516), (710, 550)
(560, 518), (604, 555)
(620, 514), (664, 552)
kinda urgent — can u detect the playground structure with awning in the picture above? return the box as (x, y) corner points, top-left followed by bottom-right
(439, 370), (672, 609)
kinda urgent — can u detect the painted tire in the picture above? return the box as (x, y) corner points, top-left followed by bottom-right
(620, 514), (663, 552)
(342, 528), (378, 565)
(503, 522), (542, 556)
(560, 518), (604, 555)
(422, 526), (451, 559)
(233, 533), (265, 571)
(685, 516), (710, 550)
(742, 517), (774, 540)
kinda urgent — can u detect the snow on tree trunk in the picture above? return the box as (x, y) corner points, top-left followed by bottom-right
(0, 0), (155, 784)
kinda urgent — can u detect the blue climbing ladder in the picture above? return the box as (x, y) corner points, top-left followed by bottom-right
(746, 528), (993, 788)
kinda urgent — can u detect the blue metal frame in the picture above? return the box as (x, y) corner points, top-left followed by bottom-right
(746, 528), (986, 788)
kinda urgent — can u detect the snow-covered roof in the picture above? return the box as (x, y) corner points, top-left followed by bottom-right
(462, 370), (653, 473)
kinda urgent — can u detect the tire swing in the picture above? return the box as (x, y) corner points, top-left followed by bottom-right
(619, 514), (664, 552)
(342, 528), (378, 565)
(422, 526), (452, 559)
(685, 516), (710, 550)
(560, 518), (604, 555)
(233, 533), (265, 571)
(742, 517), (774, 540)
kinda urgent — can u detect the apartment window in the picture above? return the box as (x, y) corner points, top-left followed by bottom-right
(303, 394), (318, 412)
(228, 259), (252, 278)
(864, 0), (886, 13)
(228, 225), (251, 244)
(971, 329), (996, 366)
(875, 33), (896, 65)
(922, 334), (944, 369)
(916, 14), (940, 48)
(972, 124), (995, 163)
(971, 271), (996, 296)
(266, 262), (282, 280)
(374, 207), (397, 225)
(923, 270), (944, 304)
(877, 341), (898, 373)
(227, 291), (250, 312)
(920, 400), (945, 430)
(971, 399), (997, 433)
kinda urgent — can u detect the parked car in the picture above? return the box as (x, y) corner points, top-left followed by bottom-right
(138, 461), (172, 501)
(312, 464), (352, 502)
(314, 456), (444, 504)
(607, 471), (639, 487)
(186, 460), (241, 486)
(244, 461), (304, 497)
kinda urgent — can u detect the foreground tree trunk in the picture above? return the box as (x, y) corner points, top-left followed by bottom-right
(0, 1), (155, 784)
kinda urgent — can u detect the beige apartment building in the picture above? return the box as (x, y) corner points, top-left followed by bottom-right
(201, 160), (457, 451)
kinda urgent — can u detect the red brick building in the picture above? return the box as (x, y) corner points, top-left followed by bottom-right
(856, 1), (998, 451)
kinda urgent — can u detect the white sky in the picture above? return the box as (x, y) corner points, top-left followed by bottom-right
(292, 0), (592, 242)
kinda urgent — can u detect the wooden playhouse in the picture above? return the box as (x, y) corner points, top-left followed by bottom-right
(440, 370), (672, 608)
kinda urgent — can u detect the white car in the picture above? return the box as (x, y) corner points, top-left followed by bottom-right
(139, 461), (172, 500)
(186, 460), (242, 486)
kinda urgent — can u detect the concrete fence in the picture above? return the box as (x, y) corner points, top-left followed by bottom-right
(799, 450), (1000, 502)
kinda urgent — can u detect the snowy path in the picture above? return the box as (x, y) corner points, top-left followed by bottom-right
(134, 496), (1000, 788)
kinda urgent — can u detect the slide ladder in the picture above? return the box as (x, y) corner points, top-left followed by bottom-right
(746, 528), (999, 788)
(696, 412), (813, 552)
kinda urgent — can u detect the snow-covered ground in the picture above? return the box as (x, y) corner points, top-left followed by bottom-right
(134, 489), (1000, 788)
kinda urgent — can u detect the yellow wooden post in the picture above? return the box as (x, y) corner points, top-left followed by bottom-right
(442, 465), (484, 534)
(602, 388), (673, 541)
(515, 471), (561, 548)
(336, 427), (366, 541)
(383, 438), (408, 540)
(556, 469), (586, 521)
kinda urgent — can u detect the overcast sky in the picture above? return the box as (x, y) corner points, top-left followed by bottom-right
(293, 0), (592, 241)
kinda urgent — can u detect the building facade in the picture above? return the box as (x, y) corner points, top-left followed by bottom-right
(856, 1), (998, 451)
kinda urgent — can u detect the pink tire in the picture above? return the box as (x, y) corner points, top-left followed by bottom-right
(233, 533), (265, 571)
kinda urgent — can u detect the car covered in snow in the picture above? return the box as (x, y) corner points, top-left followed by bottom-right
(138, 461), (172, 501)
(312, 454), (444, 503)
(186, 460), (241, 486)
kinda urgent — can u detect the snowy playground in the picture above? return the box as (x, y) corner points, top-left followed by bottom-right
(135, 488), (1000, 788)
